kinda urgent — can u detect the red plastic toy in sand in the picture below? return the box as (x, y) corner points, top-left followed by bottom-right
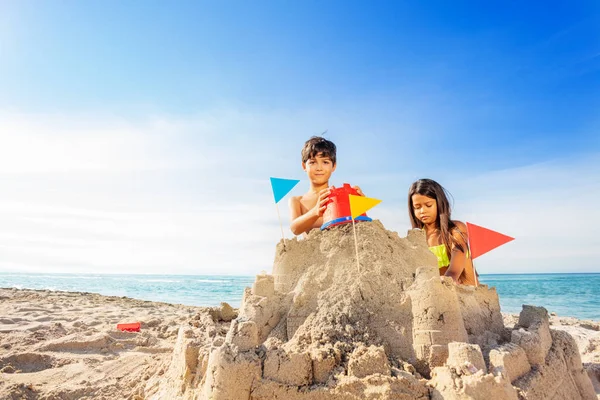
(117, 322), (141, 332)
(320, 183), (372, 230)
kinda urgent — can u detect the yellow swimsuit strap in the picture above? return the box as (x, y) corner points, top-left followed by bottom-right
(427, 229), (471, 269)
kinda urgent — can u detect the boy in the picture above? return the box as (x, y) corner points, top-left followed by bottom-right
(289, 136), (362, 236)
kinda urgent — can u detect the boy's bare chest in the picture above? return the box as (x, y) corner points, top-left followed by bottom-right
(298, 195), (318, 212)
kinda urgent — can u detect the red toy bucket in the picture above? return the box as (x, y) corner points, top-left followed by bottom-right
(117, 322), (141, 332)
(321, 183), (372, 230)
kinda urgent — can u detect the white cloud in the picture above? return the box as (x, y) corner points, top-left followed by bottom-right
(0, 111), (215, 173)
(0, 110), (288, 274)
(0, 109), (598, 276)
(0, 200), (278, 275)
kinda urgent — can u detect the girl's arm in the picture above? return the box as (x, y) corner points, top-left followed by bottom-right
(444, 222), (469, 283)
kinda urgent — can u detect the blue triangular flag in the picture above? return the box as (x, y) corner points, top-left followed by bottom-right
(270, 177), (300, 203)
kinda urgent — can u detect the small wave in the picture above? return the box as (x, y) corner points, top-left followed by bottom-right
(72, 276), (102, 280)
(143, 279), (181, 283)
(194, 279), (229, 283)
(8, 275), (54, 280)
(10, 275), (99, 280)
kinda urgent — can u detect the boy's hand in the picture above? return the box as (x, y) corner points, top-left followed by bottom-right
(313, 188), (331, 217)
(353, 186), (365, 196)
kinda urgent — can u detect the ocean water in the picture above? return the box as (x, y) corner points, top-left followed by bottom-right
(0, 273), (254, 309)
(481, 273), (600, 320)
(1, 272), (598, 320)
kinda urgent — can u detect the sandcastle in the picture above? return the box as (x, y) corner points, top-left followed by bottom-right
(149, 221), (596, 399)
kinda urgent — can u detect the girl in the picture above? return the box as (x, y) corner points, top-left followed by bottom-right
(408, 179), (477, 286)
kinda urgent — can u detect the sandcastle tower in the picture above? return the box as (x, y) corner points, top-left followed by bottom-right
(151, 220), (596, 400)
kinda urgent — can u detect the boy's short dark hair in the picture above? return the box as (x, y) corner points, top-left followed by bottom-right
(301, 136), (337, 165)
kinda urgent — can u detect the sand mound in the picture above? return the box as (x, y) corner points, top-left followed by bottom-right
(151, 220), (596, 399)
(0, 353), (70, 373)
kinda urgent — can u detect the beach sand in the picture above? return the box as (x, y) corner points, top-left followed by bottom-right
(0, 288), (231, 399)
(1, 289), (598, 399)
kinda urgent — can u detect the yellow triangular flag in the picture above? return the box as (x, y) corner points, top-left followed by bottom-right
(349, 195), (381, 219)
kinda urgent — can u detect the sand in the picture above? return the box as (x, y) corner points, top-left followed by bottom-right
(503, 313), (600, 396)
(1, 220), (599, 399)
(0, 289), (233, 399)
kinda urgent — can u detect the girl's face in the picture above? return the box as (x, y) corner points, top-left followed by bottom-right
(411, 194), (438, 225)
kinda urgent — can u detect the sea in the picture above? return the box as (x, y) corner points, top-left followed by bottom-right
(1, 272), (598, 321)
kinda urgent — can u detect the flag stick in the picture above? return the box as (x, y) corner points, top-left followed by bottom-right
(275, 203), (286, 249)
(352, 218), (360, 272)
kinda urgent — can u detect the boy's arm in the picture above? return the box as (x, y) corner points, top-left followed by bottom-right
(289, 189), (330, 235)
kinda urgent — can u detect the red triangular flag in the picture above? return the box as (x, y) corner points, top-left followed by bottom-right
(466, 222), (514, 259)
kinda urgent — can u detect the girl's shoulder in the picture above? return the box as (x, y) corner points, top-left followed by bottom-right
(450, 220), (468, 244)
(451, 220), (468, 233)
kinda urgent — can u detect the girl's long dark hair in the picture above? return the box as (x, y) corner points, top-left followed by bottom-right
(408, 179), (465, 255)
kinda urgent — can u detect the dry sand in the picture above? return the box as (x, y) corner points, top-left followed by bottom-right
(0, 289), (233, 399)
(503, 313), (600, 396)
(1, 220), (599, 399)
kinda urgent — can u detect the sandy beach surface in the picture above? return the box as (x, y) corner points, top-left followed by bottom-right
(0, 288), (231, 400)
(1, 288), (598, 399)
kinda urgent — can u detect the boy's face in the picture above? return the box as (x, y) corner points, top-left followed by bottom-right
(302, 152), (336, 185)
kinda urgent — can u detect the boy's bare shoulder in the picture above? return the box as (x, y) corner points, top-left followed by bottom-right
(290, 192), (313, 202)
(288, 196), (303, 213)
(289, 195), (302, 204)
(289, 193), (314, 215)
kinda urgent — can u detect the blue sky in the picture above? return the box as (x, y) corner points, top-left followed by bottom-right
(0, 1), (599, 275)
